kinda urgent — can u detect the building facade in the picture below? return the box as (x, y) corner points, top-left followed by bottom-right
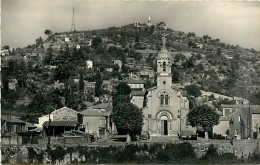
(141, 36), (195, 136)
(214, 104), (260, 139)
(80, 103), (115, 138)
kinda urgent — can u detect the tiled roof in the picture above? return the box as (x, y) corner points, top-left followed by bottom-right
(53, 107), (78, 113)
(91, 103), (110, 109)
(131, 91), (146, 96)
(42, 121), (77, 127)
(80, 109), (109, 116)
(127, 80), (145, 84)
(1, 115), (25, 124)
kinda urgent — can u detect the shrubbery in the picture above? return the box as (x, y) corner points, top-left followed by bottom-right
(2, 143), (260, 164)
(201, 144), (239, 164)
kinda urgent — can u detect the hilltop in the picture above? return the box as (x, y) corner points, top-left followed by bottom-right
(2, 21), (260, 122)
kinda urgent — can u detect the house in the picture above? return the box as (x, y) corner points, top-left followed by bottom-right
(200, 90), (233, 101)
(40, 107), (82, 136)
(36, 114), (53, 128)
(140, 69), (155, 79)
(1, 115), (26, 134)
(1, 49), (9, 56)
(156, 22), (167, 30)
(130, 91), (146, 109)
(86, 60), (93, 69)
(8, 79), (18, 90)
(80, 103), (115, 138)
(106, 68), (113, 72)
(65, 37), (70, 42)
(213, 116), (230, 138)
(113, 60), (122, 69)
(127, 80), (145, 91)
(214, 104), (260, 139)
(84, 81), (96, 93)
(251, 105), (260, 139)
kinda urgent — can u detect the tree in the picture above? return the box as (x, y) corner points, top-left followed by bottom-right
(2, 45), (10, 50)
(187, 104), (220, 140)
(185, 84), (202, 98)
(44, 47), (54, 65)
(114, 82), (131, 96)
(14, 60), (28, 89)
(92, 37), (102, 49)
(112, 102), (143, 142)
(94, 71), (103, 97)
(135, 32), (139, 43)
(44, 29), (52, 36)
(36, 37), (44, 46)
(149, 25), (155, 35)
(112, 82), (143, 142)
(79, 70), (84, 104)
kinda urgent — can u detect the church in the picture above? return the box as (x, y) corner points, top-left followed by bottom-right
(133, 35), (196, 137)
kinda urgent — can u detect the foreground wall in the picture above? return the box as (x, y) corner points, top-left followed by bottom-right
(1, 139), (259, 164)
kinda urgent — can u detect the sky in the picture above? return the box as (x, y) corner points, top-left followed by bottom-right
(2, 0), (260, 50)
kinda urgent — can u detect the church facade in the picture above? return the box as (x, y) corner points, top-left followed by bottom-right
(140, 36), (195, 136)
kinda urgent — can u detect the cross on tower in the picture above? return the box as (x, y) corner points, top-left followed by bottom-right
(161, 34), (168, 49)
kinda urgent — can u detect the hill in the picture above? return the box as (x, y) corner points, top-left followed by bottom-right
(2, 21), (260, 122)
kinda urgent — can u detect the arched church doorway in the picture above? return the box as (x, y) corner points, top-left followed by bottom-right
(160, 115), (168, 135)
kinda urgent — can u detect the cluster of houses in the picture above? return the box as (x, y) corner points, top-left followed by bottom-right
(1, 103), (114, 141)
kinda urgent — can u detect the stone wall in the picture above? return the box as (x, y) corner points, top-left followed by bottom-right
(1, 140), (259, 164)
(188, 139), (258, 158)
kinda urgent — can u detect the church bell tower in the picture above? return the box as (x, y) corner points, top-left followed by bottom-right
(157, 35), (172, 86)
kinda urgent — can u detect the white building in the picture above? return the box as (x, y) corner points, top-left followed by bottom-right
(65, 37), (70, 42)
(36, 114), (54, 128)
(86, 60), (93, 69)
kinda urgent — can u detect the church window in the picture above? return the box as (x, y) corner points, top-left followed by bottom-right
(163, 81), (166, 85)
(160, 95), (164, 105)
(163, 62), (166, 72)
(165, 95), (169, 105)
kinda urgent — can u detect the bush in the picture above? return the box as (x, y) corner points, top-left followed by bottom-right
(46, 145), (67, 162)
(252, 153), (260, 163)
(27, 147), (43, 163)
(201, 144), (219, 160)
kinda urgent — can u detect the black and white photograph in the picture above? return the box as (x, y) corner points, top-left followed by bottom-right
(1, 0), (260, 164)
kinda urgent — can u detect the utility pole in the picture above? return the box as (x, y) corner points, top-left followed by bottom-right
(180, 108), (182, 139)
(9, 114), (11, 146)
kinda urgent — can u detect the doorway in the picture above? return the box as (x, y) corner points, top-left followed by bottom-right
(160, 115), (168, 135)
(163, 120), (168, 135)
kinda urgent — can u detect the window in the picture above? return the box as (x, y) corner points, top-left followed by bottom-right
(159, 91), (171, 106)
(163, 62), (166, 72)
(160, 95), (164, 105)
(165, 95), (169, 105)
(239, 115), (241, 122)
